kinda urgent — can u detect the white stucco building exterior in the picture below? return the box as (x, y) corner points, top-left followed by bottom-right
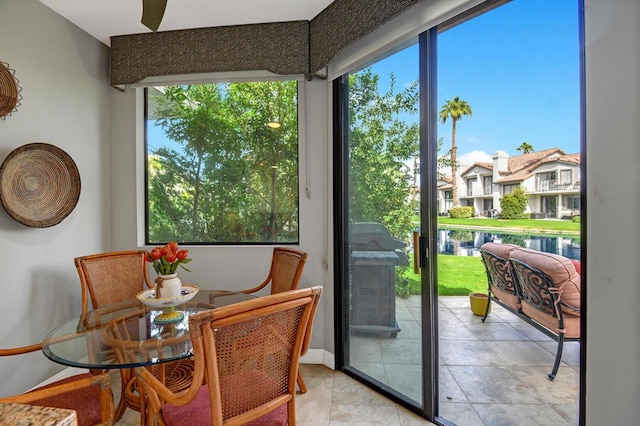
(439, 148), (581, 218)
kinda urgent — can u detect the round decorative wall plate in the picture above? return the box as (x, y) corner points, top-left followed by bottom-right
(0, 143), (81, 227)
(0, 61), (21, 119)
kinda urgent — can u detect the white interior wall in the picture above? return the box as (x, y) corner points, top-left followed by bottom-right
(108, 80), (334, 355)
(584, 0), (640, 423)
(0, 0), (111, 396)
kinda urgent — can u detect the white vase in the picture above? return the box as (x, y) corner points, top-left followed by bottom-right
(155, 273), (182, 299)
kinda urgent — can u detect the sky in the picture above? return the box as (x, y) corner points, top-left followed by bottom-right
(148, 0), (581, 169)
(369, 0), (580, 167)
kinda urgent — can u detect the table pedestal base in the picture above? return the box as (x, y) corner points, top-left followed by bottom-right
(154, 306), (184, 324)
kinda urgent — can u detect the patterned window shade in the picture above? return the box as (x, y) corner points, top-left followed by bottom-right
(109, 0), (427, 88)
(109, 21), (309, 87)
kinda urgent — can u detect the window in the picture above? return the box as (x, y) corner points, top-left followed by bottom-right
(145, 81), (299, 245)
(466, 178), (474, 196)
(566, 196), (580, 210)
(560, 169), (573, 187)
(444, 190), (453, 200)
(503, 183), (520, 195)
(483, 176), (493, 195)
(537, 171), (557, 190)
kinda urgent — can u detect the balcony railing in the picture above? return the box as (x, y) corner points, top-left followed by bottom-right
(537, 180), (580, 192)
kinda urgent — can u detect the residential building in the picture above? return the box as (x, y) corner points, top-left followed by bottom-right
(453, 148), (581, 218)
(437, 176), (454, 215)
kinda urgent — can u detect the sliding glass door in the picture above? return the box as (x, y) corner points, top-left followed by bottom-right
(334, 37), (436, 417)
(335, 1), (582, 424)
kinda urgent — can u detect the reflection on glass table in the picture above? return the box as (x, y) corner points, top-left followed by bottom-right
(41, 290), (256, 370)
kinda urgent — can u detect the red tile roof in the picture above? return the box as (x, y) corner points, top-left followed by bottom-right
(492, 149), (580, 183)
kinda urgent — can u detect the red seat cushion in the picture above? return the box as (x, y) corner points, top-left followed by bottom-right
(570, 259), (581, 275)
(31, 373), (103, 426)
(163, 371), (288, 426)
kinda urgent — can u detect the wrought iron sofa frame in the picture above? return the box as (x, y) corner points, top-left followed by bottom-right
(480, 246), (581, 381)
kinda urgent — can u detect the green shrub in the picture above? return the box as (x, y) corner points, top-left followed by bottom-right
(449, 206), (474, 218)
(449, 230), (473, 241)
(501, 234), (526, 246)
(572, 215), (581, 223)
(396, 278), (411, 298)
(395, 267), (411, 298)
(499, 187), (528, 219)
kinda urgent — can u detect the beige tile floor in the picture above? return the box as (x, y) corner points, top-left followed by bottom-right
(113, 364), (436, 425)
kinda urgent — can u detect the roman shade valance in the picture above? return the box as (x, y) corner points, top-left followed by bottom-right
(309, 0), (425, 75)
(109, 0), (427, 88)
(110, 21), (310, 88)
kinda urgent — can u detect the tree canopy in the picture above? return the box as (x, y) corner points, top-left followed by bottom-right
(147, 81), (299, 243)
(516, 141), (535, 154)
(347, 68), (419, 240)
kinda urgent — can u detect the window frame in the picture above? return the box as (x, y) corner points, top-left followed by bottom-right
(137, 76), (307, 247)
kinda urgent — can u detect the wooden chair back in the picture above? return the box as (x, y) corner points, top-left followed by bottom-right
(75, 249), (155, 420)
(241, 247), (308, 295)
(136, 286), (323, 426)
(75, 250), (152, 313)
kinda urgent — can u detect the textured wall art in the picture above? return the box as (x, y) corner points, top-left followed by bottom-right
(0, 143), (81, 227)
(0, 60), (22, 120)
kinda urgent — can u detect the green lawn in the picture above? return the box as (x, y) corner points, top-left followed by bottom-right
(401, 254), (487, 297)
(436, 217), (579, 234)
(396, 217), (580, 297)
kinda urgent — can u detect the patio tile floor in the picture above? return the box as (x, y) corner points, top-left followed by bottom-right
(349, 296), (579, 425)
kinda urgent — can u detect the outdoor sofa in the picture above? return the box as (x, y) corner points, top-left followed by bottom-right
(479, 242), (581, 380)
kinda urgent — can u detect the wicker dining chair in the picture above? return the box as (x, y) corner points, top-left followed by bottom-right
(239, 246), (310, 393)
(0, 343), (114, 426)
(240, 247), (308, 295)
(135, 286), (323, 426)
(75, 250), (153, 313)
(75, 250), (194, 420)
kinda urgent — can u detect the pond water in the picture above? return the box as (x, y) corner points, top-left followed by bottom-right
(437, 228), (581, 260)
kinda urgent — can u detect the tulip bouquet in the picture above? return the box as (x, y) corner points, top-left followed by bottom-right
(145, 241), (192, 275)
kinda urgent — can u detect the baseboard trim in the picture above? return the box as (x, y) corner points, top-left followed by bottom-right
(300, 349), (335, 370)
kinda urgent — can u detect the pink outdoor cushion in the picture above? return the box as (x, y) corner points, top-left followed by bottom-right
(521, 304), (581, 338)
(510, 247), (581, 313)
(480, 242), (520, 261)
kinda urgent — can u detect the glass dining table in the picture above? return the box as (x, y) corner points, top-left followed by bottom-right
(42, 290), (254, 369)
(41, 289), (255, 421)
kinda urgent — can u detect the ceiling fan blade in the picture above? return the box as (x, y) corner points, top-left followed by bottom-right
(141, 0), (168, 32)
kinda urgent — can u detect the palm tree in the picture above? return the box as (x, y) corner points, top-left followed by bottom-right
(439, 96), (473, 207)
(517, 141), (534, 154)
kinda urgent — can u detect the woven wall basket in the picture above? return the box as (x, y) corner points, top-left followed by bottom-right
(0, 61), (21, 119)
(0, 143), (81, 227)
